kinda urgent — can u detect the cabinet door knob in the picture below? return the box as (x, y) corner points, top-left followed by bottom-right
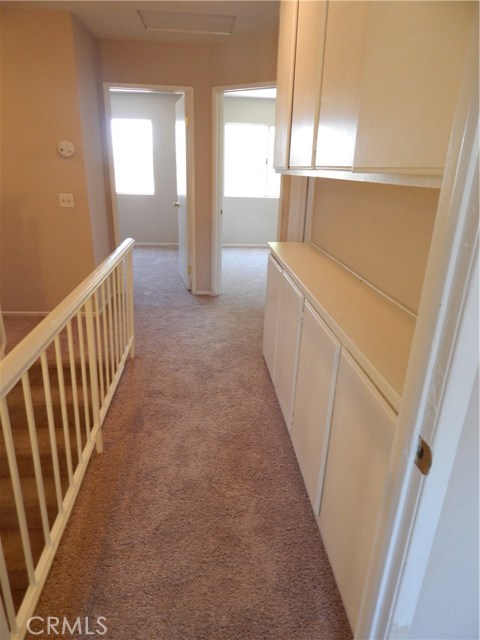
(173, 201), (180, 208)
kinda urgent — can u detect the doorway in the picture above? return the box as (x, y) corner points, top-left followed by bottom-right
(212, 84), (278, 295)
(104, 83), (195, 291)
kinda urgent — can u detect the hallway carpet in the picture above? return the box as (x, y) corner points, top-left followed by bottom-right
(26, 247), (352, 640)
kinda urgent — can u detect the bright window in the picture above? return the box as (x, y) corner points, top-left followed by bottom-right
(224, 123), (280, 198)
(111, 118), (155, 195)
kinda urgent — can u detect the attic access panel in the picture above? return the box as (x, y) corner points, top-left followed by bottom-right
(138, 10), (236, 36)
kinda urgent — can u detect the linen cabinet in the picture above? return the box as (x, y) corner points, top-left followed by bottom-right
(262, 242), (414, 634)
(352, 1), (473, 174)
(274, 0), (473, 179)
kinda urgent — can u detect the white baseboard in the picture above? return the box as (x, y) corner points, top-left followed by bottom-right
(222, 243), (269, 248)
(135, 242), (179, 247)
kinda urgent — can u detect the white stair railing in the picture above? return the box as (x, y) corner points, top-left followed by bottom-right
(0, 238), (135, 640)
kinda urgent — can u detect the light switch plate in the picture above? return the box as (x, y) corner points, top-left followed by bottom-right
(59, 193), (74, 208)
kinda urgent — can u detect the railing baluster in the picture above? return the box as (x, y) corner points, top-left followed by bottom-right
(76, 311), (91, 440)
(122, 263), (129, 353)
(67, 321), (83, 465)
(22, 372), (51, 546)
(0, 398), (36, 586)
(120, 262), (128, 354)
(116, 264), (126, 355)
(106, 276), (115, 382)
(127, 248), (135, 358)
(94, 290), (105, 404)
(85, 298), (102, 453)
(112, 269), (120, 367)
(40, 352), (64, 515)
(0, 535), (18, 636)
(54, 336), (73, 486)
(101, 282), (111, 392)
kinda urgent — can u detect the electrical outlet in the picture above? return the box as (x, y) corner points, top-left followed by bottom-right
(59, 193), (74, 208)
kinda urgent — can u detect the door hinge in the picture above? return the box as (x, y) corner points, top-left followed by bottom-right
(185, 116), (189, 127)
(414, 436), (432, 476)
(187, 265), (192, 275)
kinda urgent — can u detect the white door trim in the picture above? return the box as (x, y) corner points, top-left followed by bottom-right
(356, 21), (479, 639)
(211, 81), (276, 296)
(102, 82), (196, 292)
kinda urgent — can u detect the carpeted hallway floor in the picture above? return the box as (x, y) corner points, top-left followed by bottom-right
(25, 246), (352, 640)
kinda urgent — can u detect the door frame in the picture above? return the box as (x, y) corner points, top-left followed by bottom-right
(103, 82), (197, 292)
(211, 81), (276, 296)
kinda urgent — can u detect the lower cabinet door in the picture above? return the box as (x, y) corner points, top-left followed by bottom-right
(291, 302), (340, 513)
(274, 271), (304, 431)
(318, 350), (396, 633)
(263, 254), (283, 379)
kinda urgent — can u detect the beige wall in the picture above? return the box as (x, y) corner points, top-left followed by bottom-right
(0, 8), (113, 312)
(72, 16), (114, 264)
(0, 9), (277, 307)
(99, 33), (278, 292)
(310, 178), (439, 313)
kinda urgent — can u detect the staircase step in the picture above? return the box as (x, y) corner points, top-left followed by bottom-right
(25, 361), (86, 388)
(1, 526), (46, 587)
(5, 380), (92, 431)
(1, 521), (47, 610)
(0, 425), (80, 478)
(0, 474), (60, 530)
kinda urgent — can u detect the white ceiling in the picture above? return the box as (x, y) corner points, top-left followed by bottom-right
(1, 1), (280, 43)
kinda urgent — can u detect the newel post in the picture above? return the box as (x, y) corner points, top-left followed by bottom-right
(126, 248), (135, 359)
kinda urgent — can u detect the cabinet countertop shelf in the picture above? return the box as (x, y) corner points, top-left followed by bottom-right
(268, 242), (416, 412)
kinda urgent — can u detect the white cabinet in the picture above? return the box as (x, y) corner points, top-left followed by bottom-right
(319, 350), (396, 633)
(314, 1), (369, 170)
(262, 254), (283, 378)
(291, 302), (340, 513)
(263, 255), (304, 431)
(263, 244), (406, 632)
(274, 0), (473, 179)
(274, 271), (304, 430)
(273, 0), (298, 170)
(353, 1), (473, 174)
(289, 0), (327, 168)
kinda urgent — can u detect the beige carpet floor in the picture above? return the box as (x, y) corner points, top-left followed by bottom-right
(23, 246), (352, 640)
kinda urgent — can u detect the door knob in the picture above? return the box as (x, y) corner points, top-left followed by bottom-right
(173, 201), (180, 208)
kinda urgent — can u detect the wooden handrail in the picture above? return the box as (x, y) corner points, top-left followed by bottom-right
(0, 238), (135, 398)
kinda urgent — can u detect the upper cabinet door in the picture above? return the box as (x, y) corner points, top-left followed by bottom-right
(353, 1), (474, 175)
(314, 2), (369, 170)
(273, 0), (298, 170)
(289, 0), (328, 169)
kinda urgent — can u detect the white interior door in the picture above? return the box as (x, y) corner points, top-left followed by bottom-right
(175, 95), (190, 290)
